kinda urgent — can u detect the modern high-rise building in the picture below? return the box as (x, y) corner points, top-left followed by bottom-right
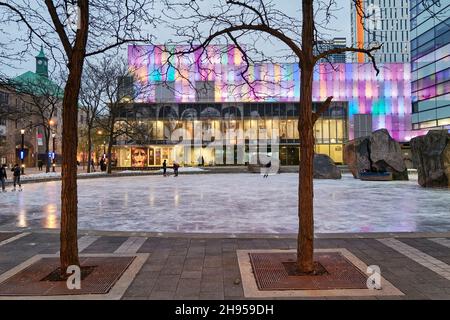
(314, 37), (347, 63)
(410, 0), (450, 130)
(351, 0), (410, 63)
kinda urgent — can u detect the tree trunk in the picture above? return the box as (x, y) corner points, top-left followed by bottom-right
(297, 65), (315, 273)
(106, 116), (115, 174)
(296, 0), (315, 274)
(106, 139), (113, 174)
(87, 128), (92, 173)
(59, 1), (89, 271)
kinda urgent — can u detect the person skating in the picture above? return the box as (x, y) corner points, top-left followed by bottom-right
(162, 159), (167, 176)
(0, 164), (7, 192)
(173, 161), (179, 177)
(263, 160), (271, 178)
(11, 164), (22, 191)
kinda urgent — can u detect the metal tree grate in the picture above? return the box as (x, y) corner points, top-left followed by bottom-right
(249, 252), (368, 290)
(0, 256), (135, 296)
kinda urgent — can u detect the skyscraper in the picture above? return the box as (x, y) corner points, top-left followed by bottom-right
(410, 0), (450, 130)
(314, 37), (348, 63)
(351, 0), (410, 63)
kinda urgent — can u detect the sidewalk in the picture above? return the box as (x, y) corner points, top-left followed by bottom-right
(0, 230), (449, 299)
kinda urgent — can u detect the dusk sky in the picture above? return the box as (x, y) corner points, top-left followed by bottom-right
(0, 0), (352, 78)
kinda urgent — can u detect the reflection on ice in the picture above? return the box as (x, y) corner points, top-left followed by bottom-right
(0, 173), (448, 234)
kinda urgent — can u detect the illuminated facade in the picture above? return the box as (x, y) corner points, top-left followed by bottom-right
(111, 45), (420, 167)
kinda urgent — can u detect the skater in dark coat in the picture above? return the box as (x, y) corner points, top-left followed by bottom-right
(263, 161), (271, 178)
(0, 164), (7, 192)
(11, 164), (22, 191)
(162, 159), (167, 176)
(173, 161), (180, 177)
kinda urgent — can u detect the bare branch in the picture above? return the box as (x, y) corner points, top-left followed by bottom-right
(312, 96), (333, 124)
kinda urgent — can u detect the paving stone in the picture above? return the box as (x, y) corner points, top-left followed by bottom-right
(183, 258), (204, 271)
(153, 275), (180, 291)
(148, 290), (176, 299)
(180, 271), (202, 279)
(81, 236), (128, 253)
(199, 291), (225, 300)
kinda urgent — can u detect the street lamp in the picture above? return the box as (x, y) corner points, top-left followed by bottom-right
(52, 133), (56, 172)
(20, 129), (25, 174)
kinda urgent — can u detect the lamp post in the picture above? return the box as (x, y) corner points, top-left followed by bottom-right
(48, 119), (55, 172)
(52, 133), (56, 172)
(20, 129), (25, 174)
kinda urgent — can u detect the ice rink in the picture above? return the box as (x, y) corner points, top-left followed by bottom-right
(0, 173), (449, 234)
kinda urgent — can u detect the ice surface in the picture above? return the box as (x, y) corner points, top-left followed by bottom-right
(0, 173), (448, 234)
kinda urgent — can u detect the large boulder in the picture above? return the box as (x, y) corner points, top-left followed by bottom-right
(313, 154), (342, 179)
(410, 130), (450, 188)
(344, 129), (408, 180)
(370, 129), (408, 180)
(344, 137), (371, 178)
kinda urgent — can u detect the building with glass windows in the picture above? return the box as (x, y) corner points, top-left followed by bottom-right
(410, 0), (450, 130)
(110, 45), (421, 168)
(351, 0), (410, 63)
(314, 37), (348, 63)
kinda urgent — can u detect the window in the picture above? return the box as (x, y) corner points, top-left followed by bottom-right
(118, 76), (135, 100)
(354, 114), (373, 138)
(195, 81), (215, 102)
(155, 81), (175, 102)
(0, 91), (9, 105)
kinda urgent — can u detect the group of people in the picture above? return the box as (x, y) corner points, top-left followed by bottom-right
(162, 159), (180, 177)
(0, 164), (23, 192)
(89, 157), (108, 172)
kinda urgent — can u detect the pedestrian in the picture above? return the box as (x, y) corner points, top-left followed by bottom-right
(90, 159), (96, 172)
(11, 163), (22, 191)
(38, 159), (43, 171)
(100, 158), (105, 172)
(263, 160), (271, 178)
(0, 164), (7, 192)
(173, 161), (179, 177)
(162, 159), (167, 176)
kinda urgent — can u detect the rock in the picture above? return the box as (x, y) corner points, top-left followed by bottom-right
(410, 130), (450, 188)
(313, 153), (342, 179)
(344, 137), (371, 178)
(344, 129), (408, 180)
(370, 129), (408, 180)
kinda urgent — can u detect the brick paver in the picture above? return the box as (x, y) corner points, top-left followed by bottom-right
(1, 231), (450, 299)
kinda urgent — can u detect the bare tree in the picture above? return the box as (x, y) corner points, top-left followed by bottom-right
(91, 56), (151, 174)
(164, 0), (381, 273)
(0, 0), (156, 273)
(79, 61), (106, 173)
